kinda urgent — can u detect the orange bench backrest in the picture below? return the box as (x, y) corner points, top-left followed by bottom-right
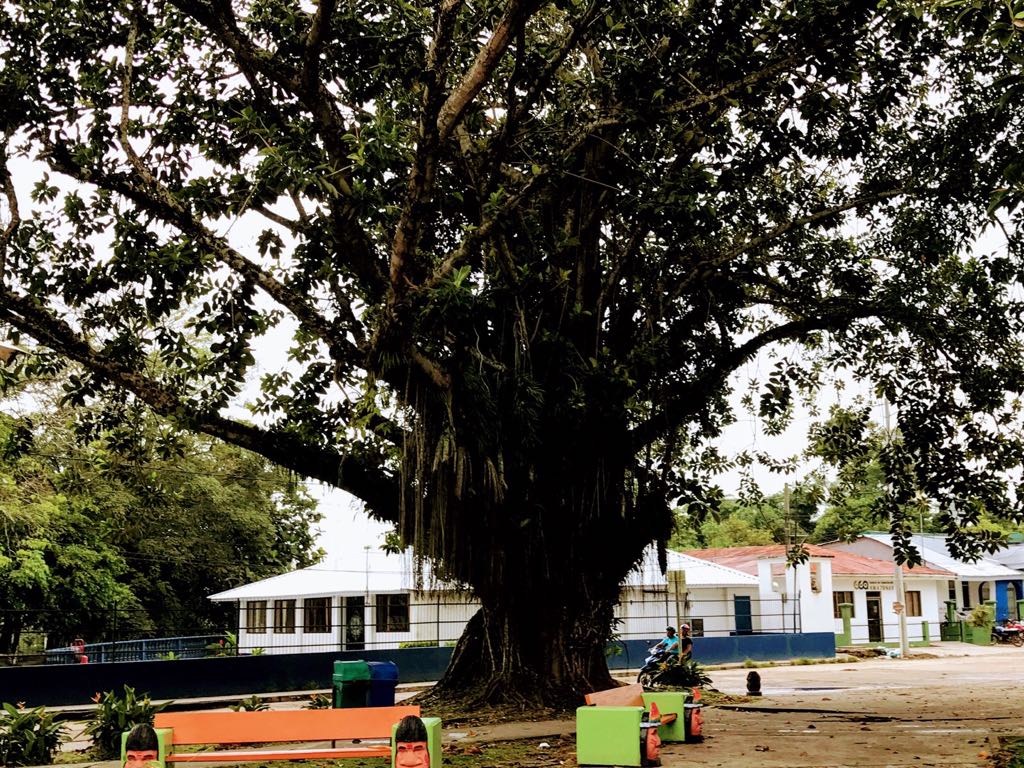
(154, 706), (421, 744)
(584, 683), (644, 707)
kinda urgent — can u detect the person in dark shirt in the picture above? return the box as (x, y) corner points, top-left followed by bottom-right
(677, 623), (693, 659)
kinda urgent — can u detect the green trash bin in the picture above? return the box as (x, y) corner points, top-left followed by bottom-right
(332, 660), (371, 708)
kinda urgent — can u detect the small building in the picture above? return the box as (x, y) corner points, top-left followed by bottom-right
(210, 547), (806, 655)
(685, 544), (951, 645)
(826, 533), (1023, 622)
(208, 554), (476, 656)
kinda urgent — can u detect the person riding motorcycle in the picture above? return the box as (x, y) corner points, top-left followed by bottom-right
(653, 626), (681, 658)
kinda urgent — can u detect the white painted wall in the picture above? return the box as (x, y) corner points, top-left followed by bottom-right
(830, 577), (946, 644)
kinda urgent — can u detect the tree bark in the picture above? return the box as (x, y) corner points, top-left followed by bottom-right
(422, 587), (618, 709)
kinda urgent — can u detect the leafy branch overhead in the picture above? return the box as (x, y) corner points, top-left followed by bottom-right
(2, 0), (1024, 704)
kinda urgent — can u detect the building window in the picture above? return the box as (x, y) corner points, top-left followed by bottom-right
(688, 618), (705, 637)
(905, 591), (922, 617)
(962, 581), (971, 608)
(833, 591), (855, 618)
(979, 582), (991, 603)
(376, 594), (410, 632)
(304, 597), (332, 634)
(273, 599), (296, 634)
(809, 563), (821, 593)
(948, 580), (957, 602)
(246, 600), (267, 634)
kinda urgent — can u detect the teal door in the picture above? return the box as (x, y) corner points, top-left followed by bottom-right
(734, 595), (753, 635)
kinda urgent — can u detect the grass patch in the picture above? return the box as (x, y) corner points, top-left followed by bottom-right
(992, 737), (1024, 768)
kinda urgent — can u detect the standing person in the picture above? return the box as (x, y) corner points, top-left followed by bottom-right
(677, 623), (693, 660)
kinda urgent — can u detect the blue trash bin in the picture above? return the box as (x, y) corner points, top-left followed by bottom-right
(366, 661), (399, 706)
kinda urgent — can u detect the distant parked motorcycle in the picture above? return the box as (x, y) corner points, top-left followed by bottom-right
(991, 623), (1024, 647)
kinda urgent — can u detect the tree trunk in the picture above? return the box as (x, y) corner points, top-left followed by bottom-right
(423, 589), (618, 710)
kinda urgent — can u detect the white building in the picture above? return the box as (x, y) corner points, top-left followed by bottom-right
(826, 533), (1023, 622)
(685, 544), (951, 645)
(210, 548), (791, 655)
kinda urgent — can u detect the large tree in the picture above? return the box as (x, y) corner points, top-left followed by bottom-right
(2, 0), (1024, 705)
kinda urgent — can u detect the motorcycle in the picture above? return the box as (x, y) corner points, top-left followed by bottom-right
(637, 646), (678, 688)
(991, 623), (1024, 647)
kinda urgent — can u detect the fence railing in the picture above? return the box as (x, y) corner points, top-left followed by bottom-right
(44, 635), (226, 665)
(6, 593), (807, 664)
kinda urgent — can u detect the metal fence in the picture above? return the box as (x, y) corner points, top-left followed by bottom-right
(4, 592), (806, 664)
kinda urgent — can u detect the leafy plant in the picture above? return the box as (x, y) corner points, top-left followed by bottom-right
(84, 686), (169, 759)
(0, 703), (67, 767)
(967, 605), (993, 628)
(230, 695), (269, 712)
(653, 658), (713, 688)
(250, 647), (265, 656)
(158, 651), (179, 661)
(206, 632), (238, 657)
(303, 694), (332, 710)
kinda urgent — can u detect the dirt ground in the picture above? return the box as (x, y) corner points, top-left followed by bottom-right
(438, 642), (1024, 767)
(46, 642), (1024, 768)
(651, 643), (1024, 767)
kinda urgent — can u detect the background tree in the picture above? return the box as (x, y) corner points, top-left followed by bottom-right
(0, 401), (320, 654)
(2, 0), (1024, 705)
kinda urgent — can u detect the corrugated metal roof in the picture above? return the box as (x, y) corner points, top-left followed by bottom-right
(210, 545), (758, 602)
(992, 544), (1024, 571)
(208, 552), (431, 602)
(625, 547), (759, 588)
(857, 533), (1022, 579)
(683, 544), (950, 578)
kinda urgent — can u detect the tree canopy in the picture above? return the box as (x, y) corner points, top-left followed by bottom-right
(2, 0), (1024, 704)
(0, 397), (320, 655)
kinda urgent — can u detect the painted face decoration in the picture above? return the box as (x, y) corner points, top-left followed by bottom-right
(641, 726), (661, 766)
(123, 750), (159, 768)
(394, 715), (430, 768)
(395, 740), (430, 768)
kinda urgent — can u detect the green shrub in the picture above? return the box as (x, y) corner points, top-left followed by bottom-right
(398, 640), (438, 649)
(303, 693), (332, 710)
(0, 703), (66, 767)
(967, 605), (992, 628)
(655, 658), (713, 688)
(84, 686), (170, 759)
(205, 632), (238, 657)
(230, 695), (269, 712)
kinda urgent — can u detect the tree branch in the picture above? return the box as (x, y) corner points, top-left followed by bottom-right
(0, 286), (401, 520)
(304, 0), (337, 93)
(41, 139), (362, 369)
(0, 139), (20, 283)
(435, 0), (543, 143)
(629, 306), (889, 450)
(665, 54), (800, 115)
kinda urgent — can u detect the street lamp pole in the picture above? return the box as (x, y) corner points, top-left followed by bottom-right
(884, 398), (911, 658)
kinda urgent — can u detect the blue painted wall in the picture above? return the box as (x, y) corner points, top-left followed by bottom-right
(0, 633), (835, 707)
(995, 580), (1024, 621)
(607, 633), (835, 670)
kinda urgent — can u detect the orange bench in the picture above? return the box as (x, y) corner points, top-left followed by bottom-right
(138, 706), (441, 766)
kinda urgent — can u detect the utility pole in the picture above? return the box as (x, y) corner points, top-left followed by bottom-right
(884, 398), (911, 659)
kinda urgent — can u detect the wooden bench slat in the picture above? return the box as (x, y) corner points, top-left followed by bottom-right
(584, 683), (644, 707)
(155, 706), (420, 744)
(167, 747), (391, 762)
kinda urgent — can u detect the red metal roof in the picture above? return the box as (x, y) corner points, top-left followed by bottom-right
(681, 544), (951, 577)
